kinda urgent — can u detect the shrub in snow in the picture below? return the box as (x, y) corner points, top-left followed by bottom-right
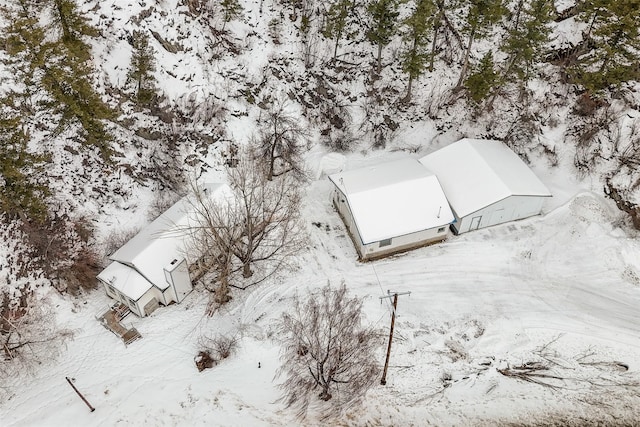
(194, 350), (216, 372)
(196, 334), (238, 372)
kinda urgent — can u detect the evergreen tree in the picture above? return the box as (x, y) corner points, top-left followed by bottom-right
(400, 0), (435, 101)
(464, 51), (498, 103)
(221, 0), (243, 30)
(0, 117), (49, 223)
(50, 0), (98, 61)
(127, 30), (157, 107)
(572, 0), (640, 93)
(322, 0), (357, 60)
(496, 0), (552, 96)
(366, 0), (400, 74)
(455, 0), (505, 88)
(2, 0), (116, 160)
(40, 61), (114, 159)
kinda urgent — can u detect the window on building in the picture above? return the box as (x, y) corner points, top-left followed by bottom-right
(438, 227), (446, 233)
(379, 238), (392, 247)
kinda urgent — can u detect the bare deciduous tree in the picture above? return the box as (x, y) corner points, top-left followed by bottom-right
(188, 155), (306, 308)
(255, 97), (309, 181)
(1, 290), (72, 376)
(276, 282), (380, 419)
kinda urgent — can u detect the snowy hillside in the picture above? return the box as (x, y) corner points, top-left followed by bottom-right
(1, 0), (640, 425)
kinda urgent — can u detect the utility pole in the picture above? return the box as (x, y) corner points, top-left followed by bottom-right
(380, 290), (411, 385)
(65, 377), (95, 412)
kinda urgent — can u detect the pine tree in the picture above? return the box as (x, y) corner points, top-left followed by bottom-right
(6, 0), (116, 160)
(50, 0), (98, 62)
(1, 5), (41, 90)
(400, 0), (435, 101)
(366, 0), (400, 74)
(464, 52), (498, 103)
(127, 30), (157, 107)
(495, 0), (552, 98)
(322, 0), (357, 60)
(572, 0), (640, 93)
(0, 117), (49, 223)
(39, 62), (114, 159)
(455, 0), (505, 88)
(221, 0), (243, 30)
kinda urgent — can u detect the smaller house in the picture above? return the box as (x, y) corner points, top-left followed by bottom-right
(419, 139), (552, 234)
(329, 157), (454, 260)
(97, 184), (226, 317)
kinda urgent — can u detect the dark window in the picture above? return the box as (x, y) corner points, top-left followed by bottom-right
(379, 238), (392, 247)
(437, 227), (446, 233)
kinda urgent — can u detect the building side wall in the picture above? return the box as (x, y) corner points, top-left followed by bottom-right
(455, 196), (546, 234)
(360, 227), (448, 260)
(135, 291), (159, 317)
(162, 285), (177, 306)
(333, 189), (366, 258)
(165, 259), (193, 303)
(100, 279), (158, 317)
(102, 280), (125, 306)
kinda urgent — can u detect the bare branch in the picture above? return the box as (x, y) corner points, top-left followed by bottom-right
(275, 282), (381, 420)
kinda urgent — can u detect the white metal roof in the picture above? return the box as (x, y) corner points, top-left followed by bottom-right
(329, 158), (454, 244)
(419, 139), (552, 217)
(99, 183), (227, 300)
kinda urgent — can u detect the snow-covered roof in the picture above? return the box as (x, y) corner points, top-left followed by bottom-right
(97, 261), (153, 301)
(98, 183), (228, 300)
(329, 158), (454, 244)
(419, 139), (552, 218)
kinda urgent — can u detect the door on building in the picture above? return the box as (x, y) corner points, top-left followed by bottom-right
(470, 216), (482, 231)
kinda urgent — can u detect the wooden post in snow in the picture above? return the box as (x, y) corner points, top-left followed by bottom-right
(65, 377), (95, 412)
(380, 290), (411, 385)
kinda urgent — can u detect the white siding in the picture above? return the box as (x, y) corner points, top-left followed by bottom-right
(162, 285), (177, 306)
(360, 226), (448, 260)
(136, 289), (163, 317)
(171, 260), (193, 303)
(164, 259), (192, 303)
(454, 195), (546, 234)
(334, 189), (448, 260)
(333, 190), (366, 257)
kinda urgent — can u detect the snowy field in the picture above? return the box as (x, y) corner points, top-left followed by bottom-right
(2, 148), (640, 426)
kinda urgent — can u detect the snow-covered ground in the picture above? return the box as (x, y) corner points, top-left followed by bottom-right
(3, 147), (640, 426)
(2, 0), (640, 425)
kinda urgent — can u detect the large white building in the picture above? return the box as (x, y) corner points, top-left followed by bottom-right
(97, 184), (227, 316)
(420, 139), (552, 234)
(329, 157), (454, 260)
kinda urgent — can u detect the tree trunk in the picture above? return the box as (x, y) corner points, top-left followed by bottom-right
(404, 75), (414, 103)
(268, 139), (277, 181)
(242, 260), (252, 278)
(54, 0), (71, 42)
(319, 386), (332, 401)
(456, 26), (476, 88)
(376, 43), (383, 74)
(429, 13), (442, 72)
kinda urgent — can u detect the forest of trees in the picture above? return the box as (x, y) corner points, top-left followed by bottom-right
(1, 0), (638, 227)
(0, 0), (639, 366)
